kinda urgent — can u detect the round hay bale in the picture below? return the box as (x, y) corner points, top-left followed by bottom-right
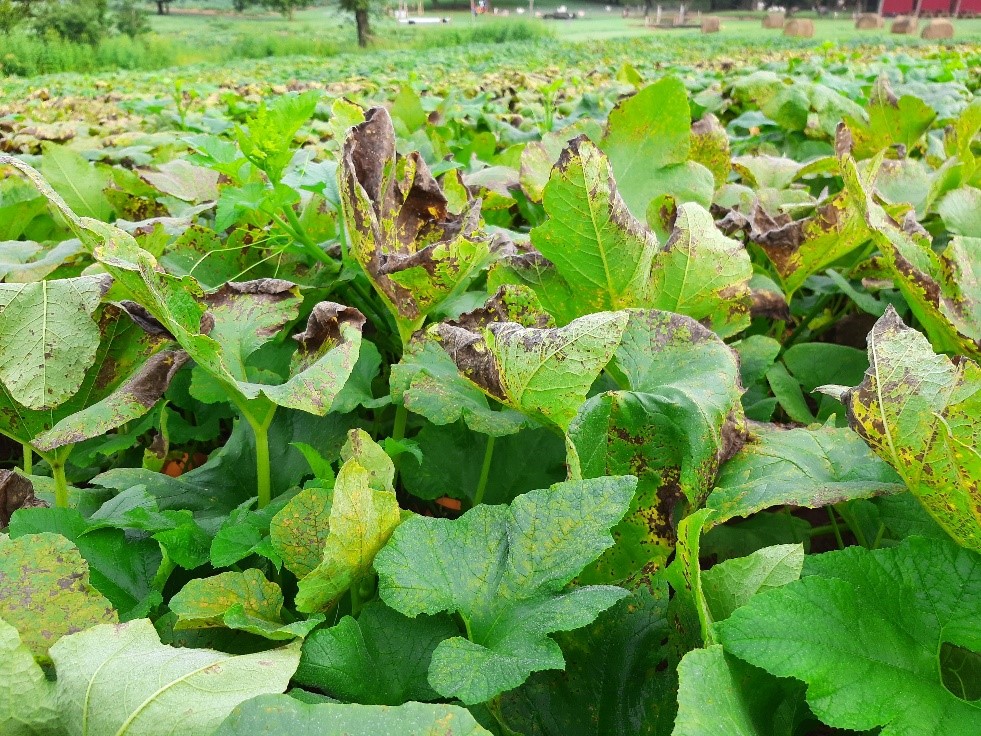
(890, 16), (917, 34)
(701, 15), (721, 33)
(855, 13), (884, 29)
(763, 11), (785, 28)
(783, 18), (814, 37)
(921, 18), (954, 39)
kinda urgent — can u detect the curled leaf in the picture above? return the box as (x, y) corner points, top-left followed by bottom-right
(339, 107), (500, 327)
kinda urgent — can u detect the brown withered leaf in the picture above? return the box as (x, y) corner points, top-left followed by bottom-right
(339, 107), (500, 326)
(0, 470), (46, 528)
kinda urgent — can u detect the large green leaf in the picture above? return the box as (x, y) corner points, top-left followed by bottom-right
(170, 569), (321, 641)
(600, 78), (691, 217)
(674, 645), (803, 736)
(570, 310), (745, 584)
(500, 585), (677, 736)
(845, 75), (936, 159)
(0, 275), (111, 410)
(531, 135), (658, 313)
(41, 144), (112, 221)
(374, 476), (636, 704)
(705, 424), (906, 529)
(215, 695), (491, 735)
(527, 138), (750, 335)
(51, 619), (300, 736)
(295, 601), (458, 705)
(717, 537), (981, 736)
(701, 544), (804, 623)
(434, 310), (628, 432)
(648, 203), (752, 338)
(0, 532), (117, 665)
(0, 617), (57, 736)
(817, 307), (981, 552)
(294, 433), (402, 613)
(338, 106), (498, 331)
(269, 487), (333, 579)
(236, 90), (320, 182)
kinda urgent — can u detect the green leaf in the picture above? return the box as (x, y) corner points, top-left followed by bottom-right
(648, 203), (752, 338)
(41, 143), (112, 221)
(9, 508), (161, 618)
(674, 645), (804, 736)
(531, 135), (659, 313)
(601, 78), (691, 217)
(295, 601), (458, 704)
(170, 569), (321, 641)
(817, 307), (981, 552)
(270, 487), (333, 579)
(402, 422), (566, 505)
(236, 90), (320, 182)
(0, 275), (111, 410)
(339, 107), (498, 328)
(214, 695), (491, 736)
(570, 310), (745, 584)
(138, 159), (219, 204)
(705, 425), (906, 528)
(0, 617), (58, 736)
(390, 337), (527, 437)
(0, 532), (117, 664)
(938, 188), (981, 237)
(717, 537), (981, 736)
(499, 585), (677, 736)
(50, 619), (300, 736)
(846, 75), (937, 158)
(702, 544), (804, 622)
(294, 441), (402, 613)
(764, 362), (815, 424)
(434, 310), (629, 432)
(375, 476), (636, 704)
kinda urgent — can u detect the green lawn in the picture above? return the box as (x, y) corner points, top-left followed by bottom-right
(148, 3), (981, 45)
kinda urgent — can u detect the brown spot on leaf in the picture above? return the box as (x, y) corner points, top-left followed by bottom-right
(0, 470), (46, 528)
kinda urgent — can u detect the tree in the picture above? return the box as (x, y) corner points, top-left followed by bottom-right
(339, 0), (370, 46)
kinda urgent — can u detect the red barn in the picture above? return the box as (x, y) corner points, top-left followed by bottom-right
(880, 0), (981, 14)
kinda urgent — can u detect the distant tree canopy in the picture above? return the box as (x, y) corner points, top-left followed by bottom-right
(0, 0), (149, 41)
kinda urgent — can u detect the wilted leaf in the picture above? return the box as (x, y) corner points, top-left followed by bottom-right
(434, 310), (629, 432)
(51, 619), (300, 736)
(339, 107), (499, 330)
(138, 159), (219, 203)
(215, 695), (491, 736)
(816, 307), (981, 551)
(375, 476), (636, 704)
(0, 471), (46, 528)
(0, 532), (117, 664)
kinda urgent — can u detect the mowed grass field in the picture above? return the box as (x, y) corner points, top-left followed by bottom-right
(147, 3), (981, 46)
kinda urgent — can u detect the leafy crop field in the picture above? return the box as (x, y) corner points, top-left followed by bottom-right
(0, 31), (979, 736)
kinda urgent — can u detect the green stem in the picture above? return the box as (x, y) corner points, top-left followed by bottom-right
(472, 434), (496, 508)
(871, 522), (887, 550)
(51, 460), (69, 509)
(391, 402), (408, 489)
(243, 407), (276, 509)
(827, 507), (845, 550)
(22, 444), (32, 475)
